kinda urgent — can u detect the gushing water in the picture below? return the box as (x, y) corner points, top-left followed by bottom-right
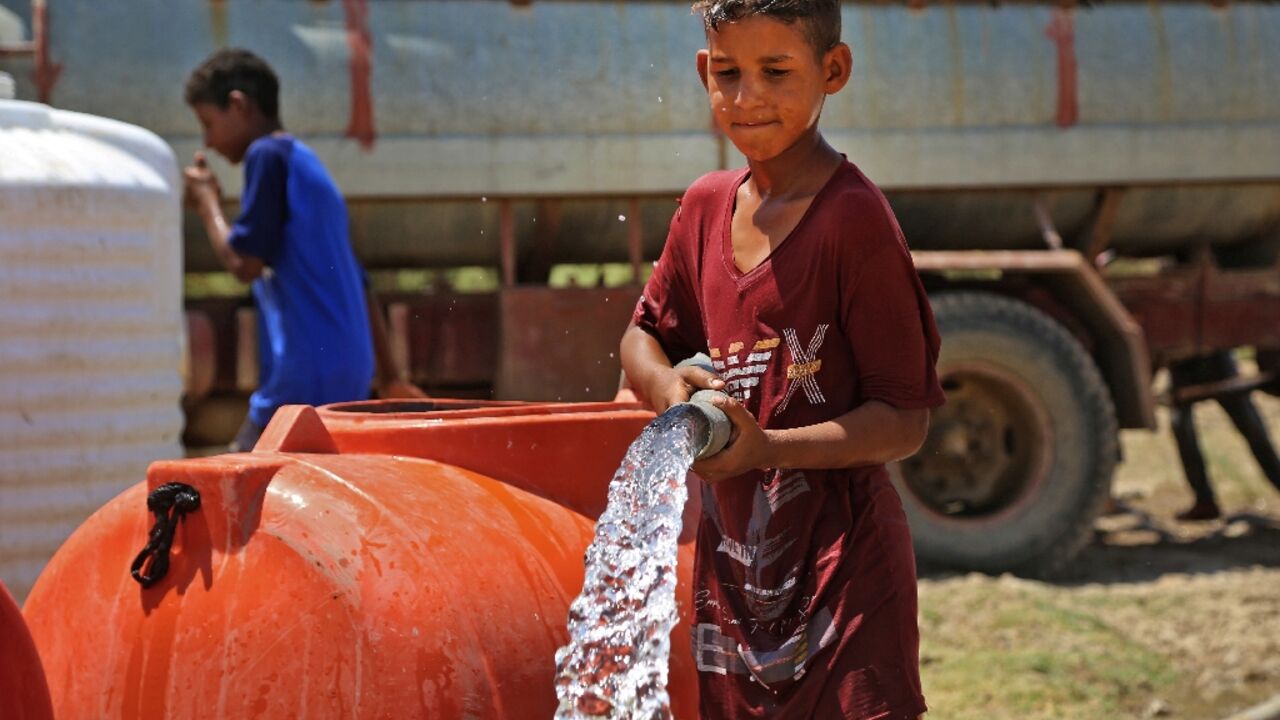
(554, 405), (709, 719)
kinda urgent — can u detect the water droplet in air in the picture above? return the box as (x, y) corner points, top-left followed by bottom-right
(618, 215), (627, 222)
(481, 196), (488, 202)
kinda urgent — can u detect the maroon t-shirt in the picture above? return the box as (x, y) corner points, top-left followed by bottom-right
(633, 161), (945, 719)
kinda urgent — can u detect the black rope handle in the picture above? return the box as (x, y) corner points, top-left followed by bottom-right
(130, 483), (201, 588)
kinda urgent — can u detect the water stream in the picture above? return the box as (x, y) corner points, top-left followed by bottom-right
(553, 405), (709, 719)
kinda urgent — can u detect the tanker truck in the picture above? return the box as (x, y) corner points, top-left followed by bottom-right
(3, 0), (1280, 577)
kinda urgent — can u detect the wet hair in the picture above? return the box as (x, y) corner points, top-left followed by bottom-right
(184, 48), (280, 120)
(692, 0), (841, 56)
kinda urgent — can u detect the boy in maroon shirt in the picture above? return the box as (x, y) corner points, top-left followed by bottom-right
(620, 1), (944, 717)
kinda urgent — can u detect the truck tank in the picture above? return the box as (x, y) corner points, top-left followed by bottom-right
(2, 0), (1278, 271)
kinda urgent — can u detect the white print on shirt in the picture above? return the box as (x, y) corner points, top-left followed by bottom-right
(741, 570), (802, 621)
(716, 536), (756, 565)
(774, 324), (829, 416)
(708, 338), (779, 403)
(765, 471), (810, 513)
(743, 575), (797, 600)
(692, 608), (838, 684)
(722, 364), (767, 380)
(716, 530), (796, 571)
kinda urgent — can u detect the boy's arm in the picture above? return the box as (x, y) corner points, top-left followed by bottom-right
(620, 323), (723, 413)
(365, 286), (428, 399)
(694, 212), (940, 481)
(691, 395), (929, 482)
(183, 152), (264, 283)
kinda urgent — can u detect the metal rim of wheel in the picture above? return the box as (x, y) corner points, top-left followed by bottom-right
(898, 360), (1054, 524)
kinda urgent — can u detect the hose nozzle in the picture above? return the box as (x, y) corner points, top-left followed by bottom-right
(672, 354), (732, 460)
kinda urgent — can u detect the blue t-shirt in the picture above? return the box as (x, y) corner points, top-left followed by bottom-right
(229, 134), (374, 427)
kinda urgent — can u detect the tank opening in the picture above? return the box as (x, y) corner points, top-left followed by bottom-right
(326, 400), (499, 414)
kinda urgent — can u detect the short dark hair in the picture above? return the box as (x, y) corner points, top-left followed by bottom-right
(692, 0), (841, 56)
(184, 48), (280, 120)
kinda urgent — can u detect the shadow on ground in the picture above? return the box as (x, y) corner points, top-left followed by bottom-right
(918, 504), (1280, 585)
(1060, 507), (1280, 585)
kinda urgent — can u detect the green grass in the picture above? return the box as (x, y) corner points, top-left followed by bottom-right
(919, 389), (1280, 719)
(919, 581), (1179, 719)
(548, 262), (654, 288)
(188, 263), (653, 298)
(184, 271), (250, 299)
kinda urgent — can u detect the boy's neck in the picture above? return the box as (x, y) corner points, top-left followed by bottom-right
(248, 115), (285, 141)
(745, 130), (842, 200)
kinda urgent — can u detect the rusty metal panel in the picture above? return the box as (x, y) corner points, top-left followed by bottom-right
(0, 100), (184, 601)
(1199, 269), (1280, 351)
(1108, 270), (1202, 362)
(494, 286), (638, 402)
(391, 292), (501, 389)
(1109, 265), (1280, 362)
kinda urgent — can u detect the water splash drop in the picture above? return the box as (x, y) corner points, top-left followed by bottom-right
(554, 407), (707, 719)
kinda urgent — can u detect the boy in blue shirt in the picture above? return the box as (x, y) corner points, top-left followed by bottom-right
(182, 48), (417, 451)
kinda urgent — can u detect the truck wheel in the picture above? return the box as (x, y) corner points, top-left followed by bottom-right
(892, 291), (1118, 578)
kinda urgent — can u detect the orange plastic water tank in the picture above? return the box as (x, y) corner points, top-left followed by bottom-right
(0, 580), (54, 720)
(22, 402), (701, 719)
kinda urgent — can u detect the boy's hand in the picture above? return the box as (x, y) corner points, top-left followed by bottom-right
(647, 364), (726, 414)
(692, 393), (774, 482)
(377, 378), (429, 400)
(183, 151), (222, 208)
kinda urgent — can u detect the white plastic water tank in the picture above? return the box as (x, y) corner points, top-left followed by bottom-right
(0, 100), (183, 601)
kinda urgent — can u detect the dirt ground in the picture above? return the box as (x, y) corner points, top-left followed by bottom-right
(916, 391), (1280, 720)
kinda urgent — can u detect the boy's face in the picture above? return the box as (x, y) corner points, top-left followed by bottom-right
(697, 16), (851, 163)
(191, 93), (256, 165)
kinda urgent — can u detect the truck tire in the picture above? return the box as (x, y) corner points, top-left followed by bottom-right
(892, 291), (1118, 578)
